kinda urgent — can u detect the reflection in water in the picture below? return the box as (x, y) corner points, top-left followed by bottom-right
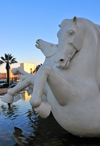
(0, 104), (19, 119)
(20, 91), (31, 101)
(0, 92), (100, 146)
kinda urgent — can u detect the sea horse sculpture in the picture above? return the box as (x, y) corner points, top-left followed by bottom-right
(2, 17), (100, 137)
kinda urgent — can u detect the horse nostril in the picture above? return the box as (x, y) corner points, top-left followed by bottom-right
(60, 59), (64, 62)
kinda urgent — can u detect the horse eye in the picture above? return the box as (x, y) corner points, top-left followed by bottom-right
(68, 30), (74, 34)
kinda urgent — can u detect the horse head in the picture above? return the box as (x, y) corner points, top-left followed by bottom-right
(54, 17), (84, 69)
(35, 39), (58, 58)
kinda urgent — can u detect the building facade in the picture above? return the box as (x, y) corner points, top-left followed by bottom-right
(9, 68), (22, 82)
(0, 63), (36, 82)
(0, 73), (6, 80)
(20, 63), (35, 74)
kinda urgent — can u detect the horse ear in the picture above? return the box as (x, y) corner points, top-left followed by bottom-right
(58, 25), (61, 28)
(73, 16), (77, 24)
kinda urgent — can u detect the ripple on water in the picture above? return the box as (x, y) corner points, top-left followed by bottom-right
(1, 93), (100, 146)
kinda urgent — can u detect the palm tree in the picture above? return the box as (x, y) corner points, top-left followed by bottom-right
(33, 64), (42, 74)
(0, 54), (18, 85)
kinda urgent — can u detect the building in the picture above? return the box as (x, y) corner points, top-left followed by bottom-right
(10, 63), (36, 81)
(9, 68), (22, 82)
(0, 73), (6, 80)
(20, 63), (35, 74)
(0, 63), (36, 82)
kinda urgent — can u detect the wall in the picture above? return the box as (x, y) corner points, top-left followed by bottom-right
(20, 63), (35, 74)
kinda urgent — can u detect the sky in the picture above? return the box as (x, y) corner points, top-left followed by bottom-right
(0, 0), (100, 72)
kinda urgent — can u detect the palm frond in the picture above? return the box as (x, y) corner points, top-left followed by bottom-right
(0, 60), (4, 65)
(10, 58), (16, 62)
(5, 54), (8, 60)
(1, 57), (6, 62)
(9, 54), (13, 60)
(1, 54), (18, 65)
(10, 60), (18, 64)
(33, 64), (42, 73)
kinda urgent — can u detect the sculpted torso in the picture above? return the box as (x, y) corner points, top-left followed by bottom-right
(2, 17), (100, 137)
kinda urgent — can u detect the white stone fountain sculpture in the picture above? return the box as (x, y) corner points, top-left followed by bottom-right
(2, 16), (100, 137)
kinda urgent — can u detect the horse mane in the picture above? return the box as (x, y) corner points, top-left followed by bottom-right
(96, 24), (100, 31)
(64, 17), (100, 85)
(78, 18), (100, 85)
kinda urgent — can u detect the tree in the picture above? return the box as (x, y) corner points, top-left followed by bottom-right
(33, 64), (42, 74)
(0, 54), (18, 85)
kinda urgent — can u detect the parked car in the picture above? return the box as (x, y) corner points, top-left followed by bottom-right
(0, 83), (9, 88)
(9, 82), (18, 88)
(0, 80), (7, 84)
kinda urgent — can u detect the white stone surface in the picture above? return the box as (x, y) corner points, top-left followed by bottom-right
(2, 16), (100, 137)
(34, 102), (51, 118)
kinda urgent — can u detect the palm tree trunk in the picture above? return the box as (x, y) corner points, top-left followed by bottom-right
(6, 62), (10, 85)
